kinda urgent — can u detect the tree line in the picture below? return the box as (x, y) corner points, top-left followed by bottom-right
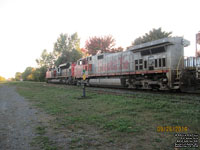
(0, 76), (6, 81)
(15, 28), (172, 82)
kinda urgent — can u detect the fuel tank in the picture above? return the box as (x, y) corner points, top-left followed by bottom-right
(88, 78), (126, 87)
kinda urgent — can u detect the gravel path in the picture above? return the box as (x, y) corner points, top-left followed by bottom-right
(0, 85), (39, 150)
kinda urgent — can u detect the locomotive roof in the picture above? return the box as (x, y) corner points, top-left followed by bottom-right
(127, 37), (188, 52)
(59, 63), (70, 68)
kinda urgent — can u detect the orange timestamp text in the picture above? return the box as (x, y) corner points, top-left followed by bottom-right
(157, 126), (188, 132)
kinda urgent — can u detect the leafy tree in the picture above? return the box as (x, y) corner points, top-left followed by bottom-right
(0, 76), (6, 81)
(54, 49), (82, 66)
(53, 33), (82, 66)
(35, 49), (55, 82)
(132, 28), (172, 45)
(22, 67), (34, 81)
(80, 48), (89, 57)
(54, 33), (68, 57)
(15, 72), (22, 81)
(36, 49), (54, 68)
(11, 78), (16, 81)
(32, 66), (47, 82)
(111, 46), (124, 53)
(38, 66), (47, 82)
(85, 35), (116, 55)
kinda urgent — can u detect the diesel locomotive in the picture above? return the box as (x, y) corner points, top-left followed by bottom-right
(46, 37), (200, 92)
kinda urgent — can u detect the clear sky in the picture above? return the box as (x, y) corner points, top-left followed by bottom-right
(0, 0), (200, 78)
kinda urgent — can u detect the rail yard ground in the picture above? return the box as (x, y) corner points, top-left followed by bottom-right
(0, 82), (199, 150)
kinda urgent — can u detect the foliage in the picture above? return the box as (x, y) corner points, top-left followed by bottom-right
(11, 78), (16, 81)
(22, 67), (35, 81)
(35, 49), (54, 82)
(80, 48), (89, 57)
(53, 33), (82, 66)
(132, 28), (172, 45)
(54, 49), (82, 66)
(0, 76), (6, 81)
(20, 66), (47, 82)
(32, 67), (47, 82)
(15, 72), (22, 81)
(85, 35), (122, 55)
(111, 46), (124, 53)
(36, 49), (54, 68)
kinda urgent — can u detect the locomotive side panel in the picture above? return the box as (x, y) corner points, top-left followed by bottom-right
(91, 55), (97, 76)
(97, 54), (103, 75)
(106, 54), (112, 74)
(102, 54), (107, 75)
(122, 51), (131, 73)
(106, 52), (123, 75)
(116, 53), (122, 74)
(74, 65), (83, 78)
(128, 51), (134, 72)
(71, 64), (76, 77)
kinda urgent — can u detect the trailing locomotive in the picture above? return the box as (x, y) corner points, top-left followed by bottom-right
(46, 37), (200, 92)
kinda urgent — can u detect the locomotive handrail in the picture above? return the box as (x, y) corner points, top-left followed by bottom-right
(184, 56), (200, 68)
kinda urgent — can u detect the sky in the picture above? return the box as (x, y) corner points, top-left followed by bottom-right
(0, 0), (200, 78)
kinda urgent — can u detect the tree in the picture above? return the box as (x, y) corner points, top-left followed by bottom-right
(15, 72), (22, 81)
(32, 66), (47, 82)
(132, 28), (172, 45)
(36, 49), (54, 68)
(53, 33), (82, 66)
(111, 46), (124, 53)
(85, 35), (116, 55)
(80, 48), (89, 57)
(0, 76), (6, 81)
(35, 49), (54, 82)
(22, 67), (34, 81)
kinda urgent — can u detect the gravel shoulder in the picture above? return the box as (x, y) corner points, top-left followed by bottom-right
(0, 84), (46, 150)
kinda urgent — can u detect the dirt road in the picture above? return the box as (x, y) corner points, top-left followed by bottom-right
(0, 85), (39, 150)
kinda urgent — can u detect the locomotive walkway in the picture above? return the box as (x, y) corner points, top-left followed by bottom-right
(0, 85), (41, 150)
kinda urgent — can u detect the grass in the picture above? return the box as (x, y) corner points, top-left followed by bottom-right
(3, 81), (200, 150)
(31, 125), (58, 150)
(32, 136), (57, 150)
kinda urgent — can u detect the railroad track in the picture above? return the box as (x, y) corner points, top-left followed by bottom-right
(81, 85), (200, 104)
(45, 83), (200, 104)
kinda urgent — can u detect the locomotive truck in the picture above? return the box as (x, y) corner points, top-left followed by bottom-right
(46, 37), (200, 92)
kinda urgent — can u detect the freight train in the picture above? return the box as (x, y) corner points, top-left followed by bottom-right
(46, 37), (200, 92)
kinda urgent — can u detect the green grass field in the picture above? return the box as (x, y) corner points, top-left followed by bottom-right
(4, 82), (200, 150)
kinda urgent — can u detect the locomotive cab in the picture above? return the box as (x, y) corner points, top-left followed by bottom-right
(74, 57), (92, 79)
